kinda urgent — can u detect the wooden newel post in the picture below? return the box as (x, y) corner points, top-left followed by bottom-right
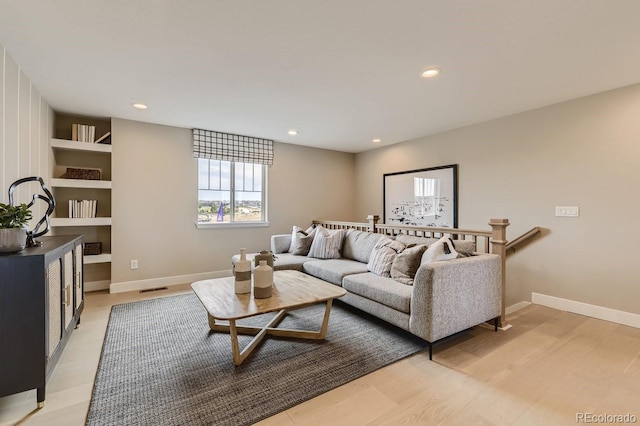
(489, 218), (510, 328)
(367, 214), (380, 232)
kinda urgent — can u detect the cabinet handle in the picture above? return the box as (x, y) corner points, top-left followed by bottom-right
(64, 285), (71, 307)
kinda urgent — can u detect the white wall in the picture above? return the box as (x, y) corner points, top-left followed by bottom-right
(111, 118), (355, 288)
(354, 83), (640, 315)
(0, 43), (52, 217)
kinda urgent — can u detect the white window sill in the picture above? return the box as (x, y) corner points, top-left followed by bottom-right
(196, 221), (270, 229)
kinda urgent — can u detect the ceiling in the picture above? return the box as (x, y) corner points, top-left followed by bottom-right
(1, 1), (640, 153)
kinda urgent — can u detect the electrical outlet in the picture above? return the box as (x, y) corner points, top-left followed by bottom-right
(130, 259), (139, 270)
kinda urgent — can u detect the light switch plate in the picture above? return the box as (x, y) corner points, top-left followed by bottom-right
(555, 206), (579, 217)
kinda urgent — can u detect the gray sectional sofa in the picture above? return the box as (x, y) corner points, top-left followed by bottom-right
(236, 227), (502, 358)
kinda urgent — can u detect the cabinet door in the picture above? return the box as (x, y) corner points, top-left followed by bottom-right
(47, 259), (62, 358)
(63, 251), (74, 330)
(74, 243), (83, 311)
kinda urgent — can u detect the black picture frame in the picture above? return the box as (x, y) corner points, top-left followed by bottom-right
(383, 164), (458, 227)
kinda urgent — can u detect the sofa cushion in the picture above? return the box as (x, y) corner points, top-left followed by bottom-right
(233, 252), (309, 272)
(303, 259), (368, 286)
(391, 244), (428, 285)
(421, 236), (458, 264)
(395, 234), (439, 247)
(342, 273), (412, 314)
(308, 227), (345, 259)
(395, 233), (475, 255)
(342, 229), (384, 264)
(367, 237), (406, 277)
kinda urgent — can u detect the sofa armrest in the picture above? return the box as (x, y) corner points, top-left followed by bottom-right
(409, 254), (501, 342)
(271, 234), (292, 254)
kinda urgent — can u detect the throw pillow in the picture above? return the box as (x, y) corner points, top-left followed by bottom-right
(367, 237), (406, 277)
(308, 226), (345, 259)
(391, 244), (428, 285)
(291, 227), (317, 255)
(421, 236), (459, 265)
(288, 225), (314, 253)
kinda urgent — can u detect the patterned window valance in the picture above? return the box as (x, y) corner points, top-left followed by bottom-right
(192, 128), (274, 166)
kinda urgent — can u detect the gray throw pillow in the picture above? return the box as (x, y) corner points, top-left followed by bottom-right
(291, 227), (316, 255)
(391, 244), (428, 285)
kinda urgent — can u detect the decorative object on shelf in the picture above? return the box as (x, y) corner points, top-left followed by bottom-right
(234, 248), (251, 294)
(253, 260), (273, 298)
(383, 164), (458, 228)
(0, 203), (32, 253)
(254, 250), (276, 268)
(84, 242), (103, 256)
(7, 177), (56, 248)
(95, 131), (111, 144)
(65, 167), (101, 180)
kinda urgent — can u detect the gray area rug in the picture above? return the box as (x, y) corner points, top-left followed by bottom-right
(86, 293), (429, 425)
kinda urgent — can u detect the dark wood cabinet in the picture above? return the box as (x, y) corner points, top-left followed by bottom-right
(0, 235), (84, 407)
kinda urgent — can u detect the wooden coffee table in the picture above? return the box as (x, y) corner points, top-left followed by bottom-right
(191, 270), (347, 366)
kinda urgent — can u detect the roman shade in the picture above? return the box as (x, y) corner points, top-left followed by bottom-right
(192, 128), (274, 165)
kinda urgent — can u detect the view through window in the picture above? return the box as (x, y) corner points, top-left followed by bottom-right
(197, 158), (266, 223)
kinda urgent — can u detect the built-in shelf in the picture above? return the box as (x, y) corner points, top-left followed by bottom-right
(84, 253), (112, 264)
(50, 217), (112, 227)
(51, 116), (113, 291)
(51, 138), (112, 153)
(50, 178), (112, 189)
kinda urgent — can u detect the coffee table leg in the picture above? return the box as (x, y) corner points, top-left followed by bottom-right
(317, 299), (333, 339)
(228, 319), (242, 366)
(229, 310), (288, 366)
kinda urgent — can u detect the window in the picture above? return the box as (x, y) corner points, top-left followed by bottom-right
(414, 177), (440, 217)
(197, 158), (267, 224)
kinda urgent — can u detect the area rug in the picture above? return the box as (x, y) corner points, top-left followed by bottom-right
(86, 293), (429, 425)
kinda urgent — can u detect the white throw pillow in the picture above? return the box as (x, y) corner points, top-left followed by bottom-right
(421, 236), (459, 265)
(308, 226), (345, 259)
(367, 237), (406, 277)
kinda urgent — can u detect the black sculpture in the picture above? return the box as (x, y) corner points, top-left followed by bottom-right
(8, 177), (56, 247)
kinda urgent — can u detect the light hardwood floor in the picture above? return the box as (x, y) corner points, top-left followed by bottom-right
(1, 285), (639, 426)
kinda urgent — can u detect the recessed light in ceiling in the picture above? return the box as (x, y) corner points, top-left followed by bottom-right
(132, 103), (148, 110)
(288, 129), (298, 136)
(372, 138), (381, 143)
(421, 67), (441, 78)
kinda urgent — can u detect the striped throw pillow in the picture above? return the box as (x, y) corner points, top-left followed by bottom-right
(367, 237), (406, 277)
(308, 226), (345, 259)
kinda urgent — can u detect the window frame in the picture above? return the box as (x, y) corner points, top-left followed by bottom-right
(196, 159), (269, 229)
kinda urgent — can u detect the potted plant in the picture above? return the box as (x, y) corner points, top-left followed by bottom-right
(0, 203), (32, 253)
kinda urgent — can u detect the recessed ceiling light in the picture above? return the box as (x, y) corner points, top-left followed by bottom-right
(421, 67), (441, 78)
(372, 138), (381, 143)
(288, 129), (298, 136)
(132, 103), (148, 110)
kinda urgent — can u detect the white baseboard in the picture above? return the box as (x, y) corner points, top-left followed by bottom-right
(109, 270), (233, 294)
(506, 301), (532, 315)
(532, 292), (640, 329)
(85, 280), (111, 292)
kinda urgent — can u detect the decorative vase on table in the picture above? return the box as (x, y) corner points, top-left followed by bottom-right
(234, 248), (252, 294)
(254, 250), (275, 268)
(254, 260), (273, 298)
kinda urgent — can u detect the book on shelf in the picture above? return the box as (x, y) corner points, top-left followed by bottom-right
(95, 131), (111, 144)
(71, 124), (96, 143)
(68, 199), (98, 218)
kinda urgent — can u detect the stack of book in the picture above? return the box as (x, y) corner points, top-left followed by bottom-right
(72, 125), (111, 144)
(69, 200), (98, 218)
(72, 124), (95, 142)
